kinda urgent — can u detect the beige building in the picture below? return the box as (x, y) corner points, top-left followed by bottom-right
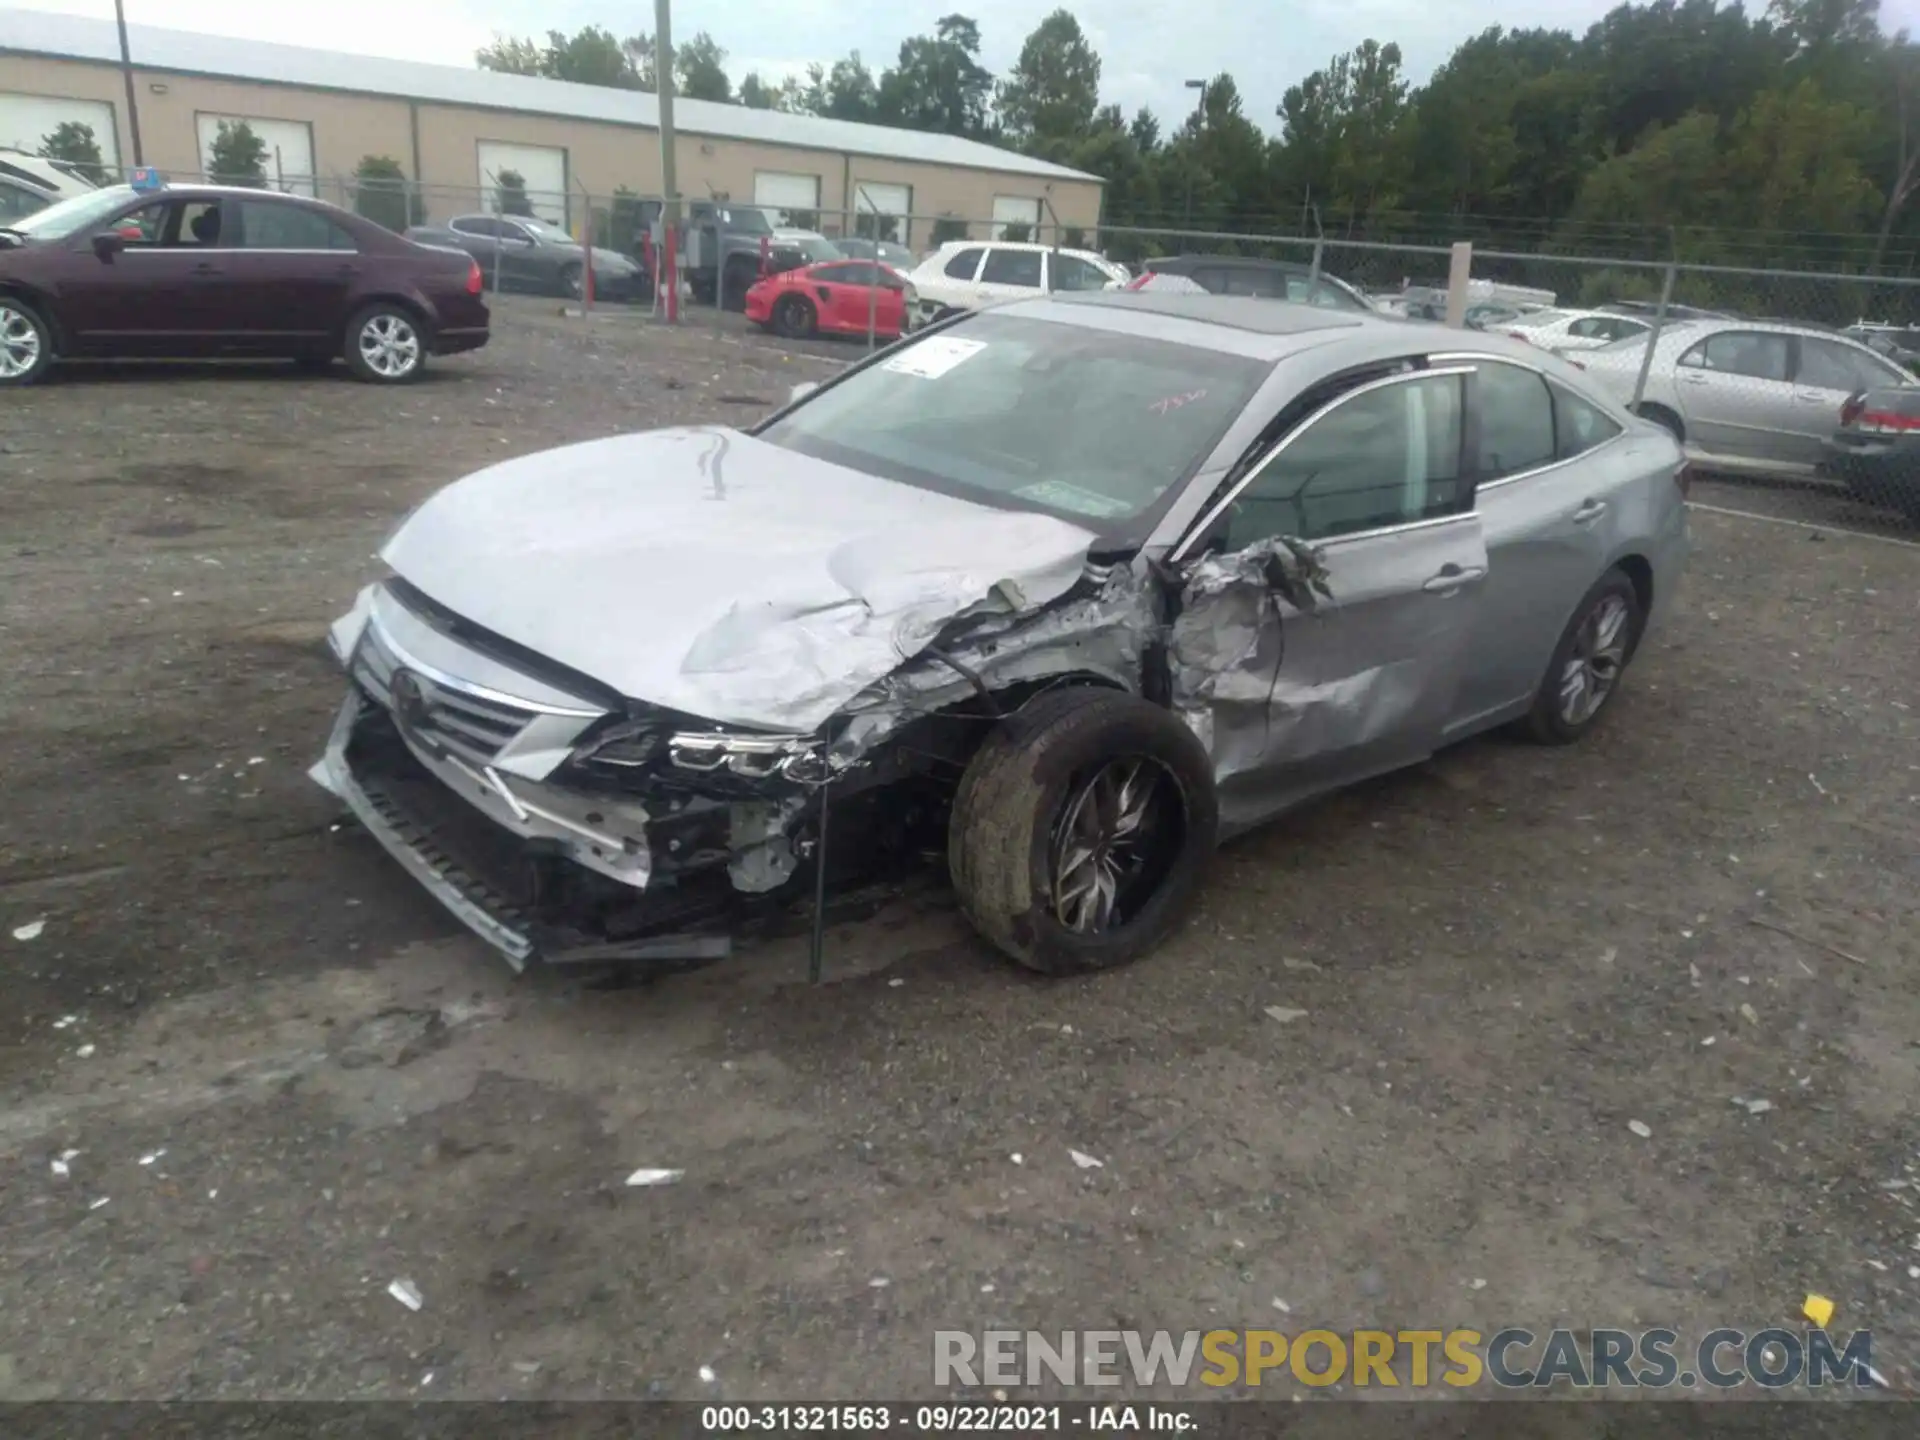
(0, 9), (1104, 246)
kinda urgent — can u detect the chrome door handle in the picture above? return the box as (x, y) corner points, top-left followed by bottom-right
(1423, 565), (1487, 594)
(1679, 373), (1708, 384)
(1572, 499), (1608, 525)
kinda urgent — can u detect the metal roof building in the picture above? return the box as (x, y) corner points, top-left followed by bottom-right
(0, 8), (1104, 244)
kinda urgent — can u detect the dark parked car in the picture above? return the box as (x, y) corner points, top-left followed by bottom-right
(1133, 254), (1372, 311)
(1821, 386), (1920, 520)
(0, 183), (489, 386)
(405, 214), (643, 301)
(832, 236), (917, 270)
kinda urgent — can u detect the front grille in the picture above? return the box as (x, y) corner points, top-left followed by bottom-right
(352, 619), (537, 765)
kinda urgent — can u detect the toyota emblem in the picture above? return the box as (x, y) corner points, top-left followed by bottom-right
(388, 668), (432, 733)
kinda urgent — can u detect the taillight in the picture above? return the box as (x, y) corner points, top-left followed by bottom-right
(1507, 330), (1530, 343)
(466, 259), (483, 296)
(1125, 273), (1153, 291)
(1851, 408), (1920, 434)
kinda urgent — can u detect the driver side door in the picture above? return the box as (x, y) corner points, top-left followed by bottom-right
(1171, 368), (1488, 827)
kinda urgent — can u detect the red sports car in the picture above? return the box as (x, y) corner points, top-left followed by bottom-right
(744, 259), (915, 340)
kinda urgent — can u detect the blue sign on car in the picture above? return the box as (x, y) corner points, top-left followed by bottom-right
(129, 167), (165, 192)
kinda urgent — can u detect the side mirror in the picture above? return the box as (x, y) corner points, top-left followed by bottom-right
(91, 231), (127, 261)
(788, 381), (819, 405)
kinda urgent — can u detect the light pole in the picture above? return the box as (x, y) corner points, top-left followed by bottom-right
(1182, 78), (1205, 227)
(115, 0), (143, 168)
(654, 0), (679, 322)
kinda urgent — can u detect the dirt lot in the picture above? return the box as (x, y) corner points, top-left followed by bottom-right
(1, 298), (1917, 1406)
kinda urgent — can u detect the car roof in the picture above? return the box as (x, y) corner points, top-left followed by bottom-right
(1148, 254), (1313, 273)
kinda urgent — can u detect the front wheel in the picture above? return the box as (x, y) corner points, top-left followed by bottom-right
(344, 304), (427, 384)
(772, 294), (817, 339)
(0, 297), (54, 386)
(949, 688), (1219, 975)
(1523, 569), (1645, 745)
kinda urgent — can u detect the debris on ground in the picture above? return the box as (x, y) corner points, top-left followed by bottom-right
(699, 1365), (717, 1384)
(74, 1044), (95, 1058)
(1628, 1120), (1653, 1139)
(1802, 1293), (1835, 1328)
(1733, 1097), (1774, 1115)
(1264, 1006), (1310, 1025)
(386, 1278), (423, 1312)
(1739, 1003), (1760, 1026)
(138, 1150), (165, 1167)
(624, 1168), (684, 1188)
(11, 918), (45, 941)
(1272, 1297), (1291, 1313)
(1069, 1149), (1105, 1170)
(87, 1197), (108, 1210)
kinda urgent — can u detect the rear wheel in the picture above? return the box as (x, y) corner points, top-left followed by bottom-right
(949, 688), (1218, 975)
(0, 297), (53, 386)
(1523, 569), (1645, 745)
(773, 294), (818, 339)
(344, 304), (426, 384)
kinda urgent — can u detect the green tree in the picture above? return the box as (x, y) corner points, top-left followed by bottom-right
(207, 119), (269, 187)
(474, 33), (545, 76)
(790, 54), (880, 121)
(738, 73), (780, 109)
(352, 154), (422, 231)
(1000, 220), (1032, 241)
(39, 120), (106, 183)
(930, 215), (970, 244)
(878, 15), (997, 139)
(676, 33), (732, 101)
(477, 26), (647, 88)
(997, 10), (1101, 152)
(495, 168), (533, 216)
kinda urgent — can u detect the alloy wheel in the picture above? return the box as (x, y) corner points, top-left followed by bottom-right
(357, 313), (421, 379)
(1558, 592), (1632, 726)
(0, 303), (42, 380)
(1048, 756), (1181, 934)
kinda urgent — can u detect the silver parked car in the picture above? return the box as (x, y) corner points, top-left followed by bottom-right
(311, 294), (1690, 977)
(1572, 318), (1916, 477)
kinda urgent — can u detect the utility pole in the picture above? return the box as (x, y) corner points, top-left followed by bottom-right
(115, 0), (144, 168)
(1182, 78), (1206, 228)
(653, 0), (679, 323)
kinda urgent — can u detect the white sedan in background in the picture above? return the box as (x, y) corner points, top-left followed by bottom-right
(1505, 308), (1653, 355)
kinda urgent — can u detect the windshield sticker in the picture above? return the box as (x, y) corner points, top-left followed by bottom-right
(1014, 479), (1135, 519)
(1149, 388), (1208, 415)
(883, 336), (987, 379)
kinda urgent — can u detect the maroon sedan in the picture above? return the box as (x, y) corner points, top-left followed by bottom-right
(0, 183), (489, 386)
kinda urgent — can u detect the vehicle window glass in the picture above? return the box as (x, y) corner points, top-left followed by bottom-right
(1291, 276), (1368, 310)
(1551, 383), (1622, 459)
(1568, 318), (1606, 339)
(0, 180), (43, 221)
(177, 201), (223, 246)
(1225, 375), (1468, 547)
(942, 247), (984, 280)
(236, 201), (355, 251)
(1216, 267), (1281, 298)
(112, 199), (172, 245)
(1052, 254), (1111, 292)
(450, 217), (496, 237)
(1798, 337), (1901, 391)
(1682, 331), (1790, 382)
(1614, 319), (1649, 339)
(809, 263), (858, 284)
(980, 248), (1042, 287)
(1189, 268), (1229, 294)
(758, 312), (1269, 538)
(1475, 362), (1556, 477)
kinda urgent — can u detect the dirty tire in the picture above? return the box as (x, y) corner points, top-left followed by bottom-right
(0, 296), (54, 386)
(773, 295), (817, 339)
(1636, 403), (1685, 443)
(949, 687), (1218, 975)
(1523, 568), (1646, 746)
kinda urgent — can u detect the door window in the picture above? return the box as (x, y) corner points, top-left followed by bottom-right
(1218, 267), (1285, 298)
(0, 180), (44, 222)
(1678, 331), (1790, 382)
(1610, 318), (1649, 341)
(808, 263), (861, 285)
(942, 247), (985, 280)
(1474, 362), (1556, 478)
(1051, 254), (1113, 291)
(450, 216), (499, 237)
(980, 248), (1043, 287)
(1550, 384), (1623, 458)
(1796, 337), (1904, 392)
(235, 201), (357, 250)
(1567, 317), (1609, 339)
(1224, 375), (1468, 547)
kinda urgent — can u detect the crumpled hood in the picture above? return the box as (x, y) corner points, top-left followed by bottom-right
(380, 427), (1100, 730)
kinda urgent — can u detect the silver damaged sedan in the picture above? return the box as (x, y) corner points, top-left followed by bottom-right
(312, 293), (1691, 976)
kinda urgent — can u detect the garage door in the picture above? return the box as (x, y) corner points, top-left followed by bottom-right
(195, 113), (314, 194)
(754, 171), (820, 227)
(477, 141), (568, 226)
(992, 195), (1042, 240)
(854, 181), (911, 245)
(0, 93), (119, 170)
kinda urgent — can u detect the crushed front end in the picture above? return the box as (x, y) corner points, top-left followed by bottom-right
(309, 580), (952, 970)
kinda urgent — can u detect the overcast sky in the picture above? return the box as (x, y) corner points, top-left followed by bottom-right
(18, 0), (1920, 135)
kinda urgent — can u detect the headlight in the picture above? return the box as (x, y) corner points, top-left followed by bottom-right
(668, 732), (829, 785)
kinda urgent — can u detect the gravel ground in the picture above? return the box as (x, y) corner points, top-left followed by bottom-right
(1, 298), (1916, 1404)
